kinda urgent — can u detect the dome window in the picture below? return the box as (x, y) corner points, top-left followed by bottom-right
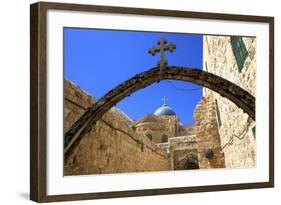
(161, 135), (168, 143)
(146, 134), (152, 141)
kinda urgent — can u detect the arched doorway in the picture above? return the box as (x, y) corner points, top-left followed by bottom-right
(184, 154), (199, 170)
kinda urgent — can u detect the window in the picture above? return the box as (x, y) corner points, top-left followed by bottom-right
(215, 99), (222, 127)
(230, 36), (248, 72)
(252, 125), (256, 139)
(161, 135), (168, 143)
(146, 134), (152, 141)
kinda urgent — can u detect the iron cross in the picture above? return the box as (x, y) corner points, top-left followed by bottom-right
(148, 38), (176, 71)
(162, 96), (168, 106)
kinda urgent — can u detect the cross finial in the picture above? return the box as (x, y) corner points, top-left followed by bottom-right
(148, 38), (176, 71)
(162, 96), (168, 106)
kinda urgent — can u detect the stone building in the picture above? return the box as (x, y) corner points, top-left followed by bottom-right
(64, 80), (170, 175)
(198, 35), (256, 168)
(64, 80), (199, 175)
(63, 34), (256, 175)
(133, 99), (180, 144)
(133, 100), (199, 170)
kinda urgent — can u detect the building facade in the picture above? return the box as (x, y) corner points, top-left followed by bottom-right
(133, 100), (199, 170)
(200, 35), (256, 168)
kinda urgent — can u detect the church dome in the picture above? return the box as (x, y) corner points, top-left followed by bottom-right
(154, 105), (176, 116)
(154, 97), (176, 116)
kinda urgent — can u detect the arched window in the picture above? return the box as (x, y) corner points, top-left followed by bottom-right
(161, 135), (168, 143)
(146, 134), (152, 141)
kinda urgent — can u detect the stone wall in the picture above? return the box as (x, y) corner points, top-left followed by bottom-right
(203, 36), (256, 168)
(178, 125), (195, 136)
(193, 93), (225, 169)
(64, 80), (96, 133)
(64, 80), (170, 175)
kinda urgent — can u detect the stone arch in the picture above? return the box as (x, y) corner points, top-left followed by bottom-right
(65, 66), (255, 155)
(184, 154), (199, 170)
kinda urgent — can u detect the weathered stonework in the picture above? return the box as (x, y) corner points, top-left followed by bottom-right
(203, 36), (256, 168)
(168, 135), (198, 170)
(64, 80), (169, 175)
(193, 93), (225, 169)
(64, 80), (96, 133)
(173, 149), (198, 170)
(64, 79), (200, 175)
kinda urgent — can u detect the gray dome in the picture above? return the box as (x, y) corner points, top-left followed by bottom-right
(154, 104), (176, 116)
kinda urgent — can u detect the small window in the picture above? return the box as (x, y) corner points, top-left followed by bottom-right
(252, 125), (256, 139)
(230, 36), (248, 72)
(161, 135), (168, 143)
(146, 134), (152, 141)
(215, 99), (222, 127)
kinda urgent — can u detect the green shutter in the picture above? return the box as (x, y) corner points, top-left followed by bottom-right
(230, 36), (248, 72)
(252, 125), (256, 139)
(215, 99), (222, 127)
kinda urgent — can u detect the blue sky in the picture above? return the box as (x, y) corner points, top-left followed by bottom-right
(64, 28), (203, 125)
